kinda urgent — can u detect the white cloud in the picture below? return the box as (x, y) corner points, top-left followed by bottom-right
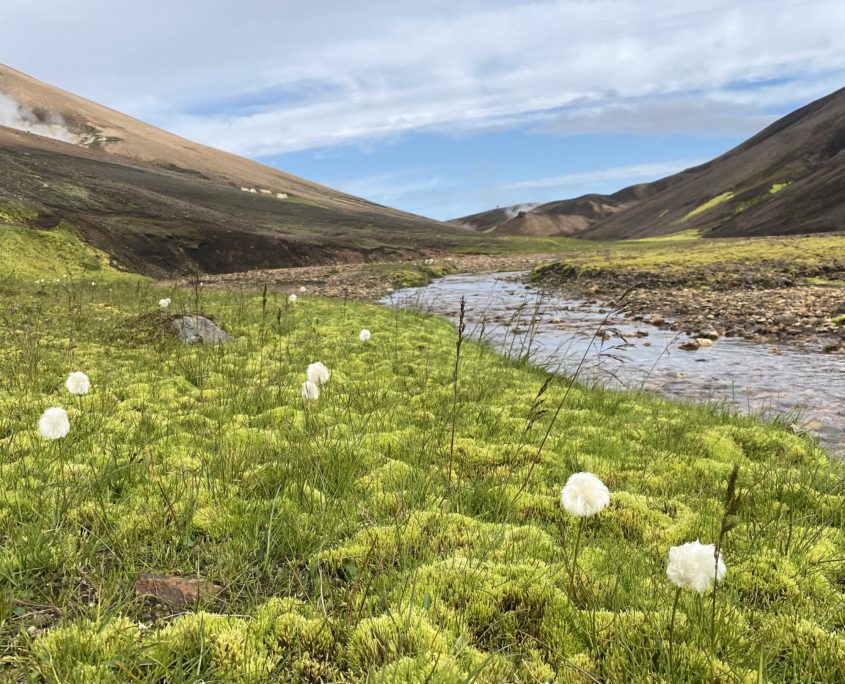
(536, 98), (779, 137)
(502, 159), (708, 192)
(2, 0), (845, 155)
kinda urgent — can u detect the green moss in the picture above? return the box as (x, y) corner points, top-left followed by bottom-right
(0, 224), (118, 279)
(0, 276), (842, 682)
(681, 191), (736, 221)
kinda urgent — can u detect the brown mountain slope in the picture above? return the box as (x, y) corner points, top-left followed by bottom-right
(0, 64), (466, 275)
(456, 87), (845, 240)
(582, 86), (845, 240)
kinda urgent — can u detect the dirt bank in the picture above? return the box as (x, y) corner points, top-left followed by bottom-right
(163, 254), (552, 302)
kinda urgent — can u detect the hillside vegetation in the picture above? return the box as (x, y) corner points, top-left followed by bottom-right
(0, 272), (843, 682)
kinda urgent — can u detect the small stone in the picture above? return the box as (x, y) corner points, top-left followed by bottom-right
(134, 574), (223, 606)
(679, 340), (700, 351)
(695, 338), (714, 347)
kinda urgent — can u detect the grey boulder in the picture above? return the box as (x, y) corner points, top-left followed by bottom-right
(172, 315), (231, 345)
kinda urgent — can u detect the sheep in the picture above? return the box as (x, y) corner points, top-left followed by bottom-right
(240, 187), (250, 192)
(249, 188), (257, 193)
(259, 189), (272, 194)
(276, 193), (288, 200)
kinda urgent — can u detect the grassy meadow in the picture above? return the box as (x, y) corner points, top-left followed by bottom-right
(0, 261), (844, 682)
(530, 232), (845, 285)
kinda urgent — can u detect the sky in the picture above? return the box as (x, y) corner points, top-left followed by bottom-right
(3, 0), (845, 220)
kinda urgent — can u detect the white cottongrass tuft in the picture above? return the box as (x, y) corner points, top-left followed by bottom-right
(359, 329), (372, 342)
(159, 298), (171, 309)
(666, 540), (727, 593)
(307, 361), (330, 385)
(38, 407), (70, 440)
(299, 286), (306, 293)
(560, 472), (610, 517)
(301, 380), (319, 401)
(288, 294), (297, 303)
(65, 371), (91, 395)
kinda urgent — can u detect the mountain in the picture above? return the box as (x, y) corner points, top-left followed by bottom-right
(455, 86), (845, 240)
(0, 64), (465, 276)
(453, 185), (657, 236)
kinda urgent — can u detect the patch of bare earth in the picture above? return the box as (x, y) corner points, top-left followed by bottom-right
(163, 254), (552, 302)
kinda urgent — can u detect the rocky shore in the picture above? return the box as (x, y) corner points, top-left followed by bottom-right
(163, 254), (553, 302)
(533, 260), (845, 352)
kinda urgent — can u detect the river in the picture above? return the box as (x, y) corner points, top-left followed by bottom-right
(383, 272), (845, 456)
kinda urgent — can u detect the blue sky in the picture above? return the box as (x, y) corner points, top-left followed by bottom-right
(3, 0), (845, 220)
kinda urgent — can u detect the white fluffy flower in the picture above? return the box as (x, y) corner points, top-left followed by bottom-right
(667, 541), (727, 593)
(38, 407), (70, 440)
(65, 371), (91, 395)
(307, 361), (330, 385)
(560, 472), (610, 517)
(158, 298), (171, 309)
(301, 380), (319, 401)
(299, 286), (306, 293)
(288, 294), (298, 303)
(359, 329), (372, 342)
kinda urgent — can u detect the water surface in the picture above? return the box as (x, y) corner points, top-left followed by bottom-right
(384, 272), (845, 455)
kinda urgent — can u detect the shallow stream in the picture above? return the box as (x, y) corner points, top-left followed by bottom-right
(384, 272), (845, 455)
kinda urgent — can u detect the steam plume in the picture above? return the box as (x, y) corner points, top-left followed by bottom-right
(0, 91), (78, 143)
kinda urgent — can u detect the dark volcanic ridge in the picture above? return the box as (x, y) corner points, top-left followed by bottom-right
(455, 86), (845, 240)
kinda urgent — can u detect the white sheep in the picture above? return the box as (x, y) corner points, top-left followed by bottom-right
(259, 189), (272, 194)
(240, 187), (250, 192)
(276, 192), (288, 200)
(249, 188), (257, 193)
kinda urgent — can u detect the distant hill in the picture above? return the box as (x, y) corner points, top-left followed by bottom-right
(454, 86), (845, 240)
(0, 64), (465, 276)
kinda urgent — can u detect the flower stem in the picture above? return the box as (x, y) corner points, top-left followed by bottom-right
(668, 586), (682, 682)
(568, 517), (585, 596)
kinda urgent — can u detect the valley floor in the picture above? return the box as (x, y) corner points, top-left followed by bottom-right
(0, 271), (843, 682)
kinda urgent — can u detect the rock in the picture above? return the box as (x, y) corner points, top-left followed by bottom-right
(649, 315), (666, 326)
(695, 338), (714, 347)
(698, 328), (720, 340)
(172, 315), (231, 344)
(679, 340), (700, 351)
(134, 574), (223, 606)
(632, 330), (649, 338)
(822, 342), (841, 353)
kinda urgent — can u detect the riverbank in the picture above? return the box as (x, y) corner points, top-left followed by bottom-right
(532, 233), (845, 352)
(386, 272), (845, 454)
(163, 253), (556, 301)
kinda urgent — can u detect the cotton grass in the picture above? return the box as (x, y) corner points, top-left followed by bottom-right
(359, 329), (372, 342)
(38, 407), (70, 440)
(667, 540), (727, 593)
(288, 294), (298, 303)
(301, 380), (319, 401)
(560, 472), (610, 594)
(561, 472), (610, 517)
(65, 371), (90, 396)
(158, 298), (171, 309)
(307, 362), (330, 385)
